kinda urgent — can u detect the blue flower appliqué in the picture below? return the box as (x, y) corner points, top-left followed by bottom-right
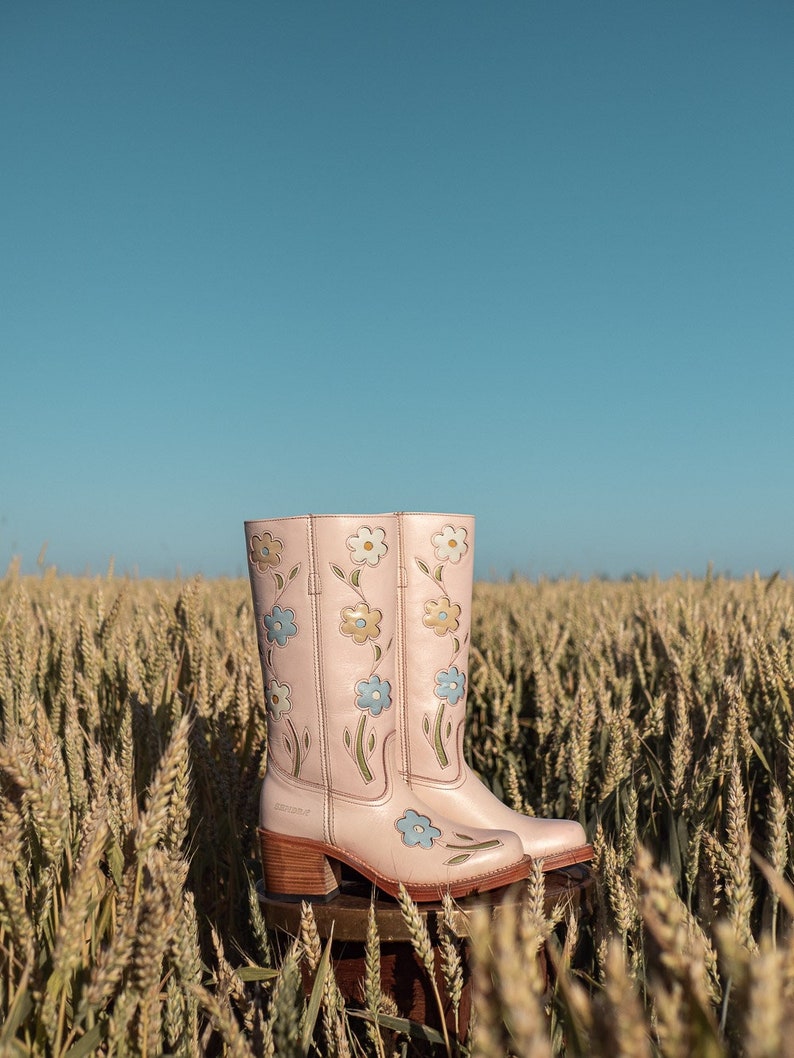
(396, 809), (442, 850)
(355, 675), (392, 716)
(434, 666), (466, 705)
(263, 606), (297, 647)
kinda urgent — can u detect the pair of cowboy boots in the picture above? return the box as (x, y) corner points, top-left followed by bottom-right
(245, 512), (591, 902)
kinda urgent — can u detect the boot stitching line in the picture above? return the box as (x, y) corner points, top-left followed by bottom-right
(306, 515), (333, 846)
(395, 513), (412, 781)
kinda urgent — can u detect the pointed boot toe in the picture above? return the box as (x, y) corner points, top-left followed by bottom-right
(401, 764), (593, 868)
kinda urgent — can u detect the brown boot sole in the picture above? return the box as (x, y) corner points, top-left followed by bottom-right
(539, 843), (594, 872)
(259, 827), (534, 902)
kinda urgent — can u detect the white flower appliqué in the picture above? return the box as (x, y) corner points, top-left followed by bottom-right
(432, 525), (467, 565)
(346, 526), (388, 566)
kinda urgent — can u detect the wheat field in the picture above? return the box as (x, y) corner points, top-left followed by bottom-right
(1, 564), (793, 1056)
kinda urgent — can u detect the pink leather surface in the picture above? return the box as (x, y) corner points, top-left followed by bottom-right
(245, 513), (532, 886)
(395, 512), (590, 861)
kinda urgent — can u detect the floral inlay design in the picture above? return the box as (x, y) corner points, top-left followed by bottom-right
(356, 675), (392, 716)
(347, 526), (388, 566)
(435, 666), (465, 705)
(423, 597), (461, 637)
(250, 529), (309, 781)
(340, 602), (382, 645)
(394, 810), (504, 866)
(249, 531), (300, 595)
(250, 531), (284, 572)
(333, 525), (393, 785)
(265, 679), (293, 720)
(432, 525), (468, 565)
(264, 606), (298, 648)
(396, 810), (442, 849)
(415, 525), (471, 770)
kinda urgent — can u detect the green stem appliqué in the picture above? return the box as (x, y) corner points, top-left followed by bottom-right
(423, 703), (454, 769)
(344, 714), (376, 784)
(283, 717), (310, 779)
(433, 702), (449, 768)
(442, 833), (503, 867)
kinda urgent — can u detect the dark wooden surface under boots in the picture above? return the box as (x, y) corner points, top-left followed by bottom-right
(260, 863), (594, 1033)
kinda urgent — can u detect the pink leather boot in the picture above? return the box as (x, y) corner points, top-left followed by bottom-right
(394, 512), (593, 870)
(245, 513), (532, 901)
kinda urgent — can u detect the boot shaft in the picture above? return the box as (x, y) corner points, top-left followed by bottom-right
(395, 512), (475, 784)
(245, 514), (398, 803)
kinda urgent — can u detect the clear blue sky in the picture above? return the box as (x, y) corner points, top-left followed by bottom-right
(2, 2), (792, 580)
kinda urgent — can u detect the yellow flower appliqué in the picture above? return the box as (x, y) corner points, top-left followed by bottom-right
(423, 597), (461, 636)
(340, 602), (382, 644)
(250, 531), (284, 572)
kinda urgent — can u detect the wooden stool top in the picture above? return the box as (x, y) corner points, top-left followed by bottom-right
(260, 863), (592, 942)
